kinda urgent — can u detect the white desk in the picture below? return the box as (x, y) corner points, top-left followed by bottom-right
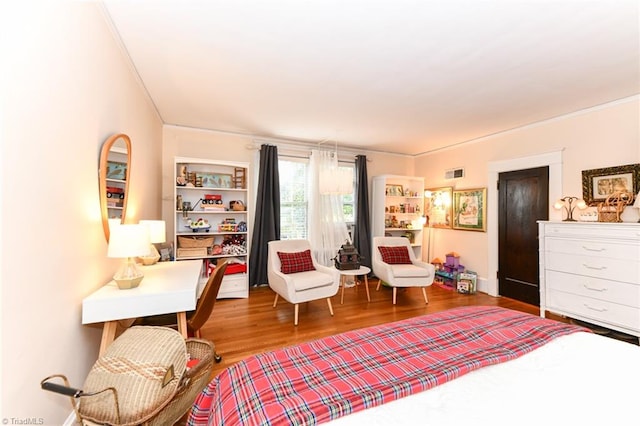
(337, 266), (371, 304)
(83, 260), (202, 355)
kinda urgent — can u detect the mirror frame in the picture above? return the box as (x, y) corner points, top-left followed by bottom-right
(99, 133), (132, 241)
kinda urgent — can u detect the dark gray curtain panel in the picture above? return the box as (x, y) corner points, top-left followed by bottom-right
(353, 155), (372, 270)
(249, 144), (280, 287)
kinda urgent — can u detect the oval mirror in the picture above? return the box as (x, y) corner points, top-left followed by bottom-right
(99, 133), (132, 241)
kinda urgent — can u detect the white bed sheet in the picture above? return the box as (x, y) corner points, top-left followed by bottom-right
(329, 332), (640, 425)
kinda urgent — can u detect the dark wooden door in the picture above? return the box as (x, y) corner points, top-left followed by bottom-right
(498, 167), (549, 306)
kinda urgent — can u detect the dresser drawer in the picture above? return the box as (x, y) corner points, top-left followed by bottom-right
(545, 237), (640, 262)
(545, 270), (640, 308)
(545, 252), (640, 284)
(547, 289), (640, 332)
(543, 223), (640, 241)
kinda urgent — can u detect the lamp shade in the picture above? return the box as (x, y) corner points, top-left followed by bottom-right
(139, 220), (166, 244)
(319, 168), (353, 195)
(107, 224), (150, 258)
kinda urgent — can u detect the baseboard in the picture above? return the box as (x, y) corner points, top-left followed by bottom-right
(476, 277), (488, 294)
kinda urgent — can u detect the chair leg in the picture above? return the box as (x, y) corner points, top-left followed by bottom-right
(327, 298), (334, 316)
(340, 275), (345, 304)
(376, 280), (381, 291)
(364, 275), (370, 302)
(294, 304), (299, 326)
(422, 287), (429, 304)
(273, 293), (279, 308)
(194, 329), (201, 339)
(393, 287), (397, 304)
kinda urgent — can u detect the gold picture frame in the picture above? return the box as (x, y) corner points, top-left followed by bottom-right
(452, 188), (487, 232)
(425, 187), (453, 229)
(385, 184), (404, 197)
(581, 163), (639, 206)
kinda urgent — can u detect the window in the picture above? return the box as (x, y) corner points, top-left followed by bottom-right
(279, 158), (354, 240)
(279, 158), (308, 239)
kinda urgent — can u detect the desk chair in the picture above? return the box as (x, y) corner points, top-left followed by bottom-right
(135, 259), (228, 362)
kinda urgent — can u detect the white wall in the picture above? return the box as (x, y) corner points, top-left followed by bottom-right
(415, 97), (640, 292)
(1, 3), (162, 422)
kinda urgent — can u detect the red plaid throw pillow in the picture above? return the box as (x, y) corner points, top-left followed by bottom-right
(278, 250), (316, 274)
(378, 245), (412, 264)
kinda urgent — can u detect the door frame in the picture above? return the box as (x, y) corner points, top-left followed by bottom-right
(485, 150), (563, 297)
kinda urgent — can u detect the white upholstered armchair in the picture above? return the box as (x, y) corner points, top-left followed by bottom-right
(372, 236), (435, 304)
(267, 239), (340, 325)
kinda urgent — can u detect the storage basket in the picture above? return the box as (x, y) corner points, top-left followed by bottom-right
(178, 235), (214, 248)
(41, 326), (215, 426)
(597, 191), (632, 223)
(177, 247), (208, 258)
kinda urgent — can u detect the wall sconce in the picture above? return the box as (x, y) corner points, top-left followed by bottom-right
(138, 220), (166, 265)
(553, 196), (587, 222)
(107, 224), (150, 289)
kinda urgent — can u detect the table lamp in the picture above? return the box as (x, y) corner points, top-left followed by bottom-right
(139, 220), (166, 265)
(108, 224), (150, 289)
(553, 196), (587, 221)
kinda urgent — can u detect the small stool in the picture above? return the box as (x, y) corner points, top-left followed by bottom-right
(336, 266), (371, 304)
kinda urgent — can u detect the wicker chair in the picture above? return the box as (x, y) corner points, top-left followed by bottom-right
(41, 326), (214, 425)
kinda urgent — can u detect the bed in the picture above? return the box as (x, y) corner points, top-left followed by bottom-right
(187, 306), (640, 425)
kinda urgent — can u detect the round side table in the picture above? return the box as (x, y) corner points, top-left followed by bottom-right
(336, 265), (371, 304)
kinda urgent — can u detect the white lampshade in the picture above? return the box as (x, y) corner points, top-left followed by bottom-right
(139, 220), (166, 244)
(138, 220), (166, 265)
(108, 224), (149, 289)
(108, 224), (150, 258)
(319, 168), (353, 195)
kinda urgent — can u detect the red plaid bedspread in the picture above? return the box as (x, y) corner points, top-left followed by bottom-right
(187, 306), (587, 425)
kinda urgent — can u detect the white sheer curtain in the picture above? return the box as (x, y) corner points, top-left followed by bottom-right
(308, 149), (351, 266)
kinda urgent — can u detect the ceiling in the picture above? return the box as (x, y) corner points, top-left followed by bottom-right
(102, 0), (639, 156)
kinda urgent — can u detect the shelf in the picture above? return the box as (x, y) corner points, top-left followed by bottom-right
(174, 157), (250, 299)
(177, 210), (246, 214)
(385, 228), (421, 232)
(176, 186), (247, 192)
(177, 254), (248, 261)
(176, 231), (248, 236)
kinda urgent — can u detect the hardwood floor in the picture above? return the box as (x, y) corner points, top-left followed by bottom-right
(198, 279), (542, 378)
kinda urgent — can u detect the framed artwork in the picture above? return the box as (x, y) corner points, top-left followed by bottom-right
(385, 184), (404, 197)
(106, 161), (127, 180)
(581, 163), (639, 206)
(424, 187), (453, 228)
(452, 188), (487, 232)
(196, 172), (232, 188)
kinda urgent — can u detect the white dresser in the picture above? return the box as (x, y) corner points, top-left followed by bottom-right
(538, 221), (640, 341)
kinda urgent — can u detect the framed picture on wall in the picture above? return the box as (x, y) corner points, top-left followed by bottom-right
(452, 188), (487, 232)
(581, 163), (639, 206)
(424, 187), (453, 228)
